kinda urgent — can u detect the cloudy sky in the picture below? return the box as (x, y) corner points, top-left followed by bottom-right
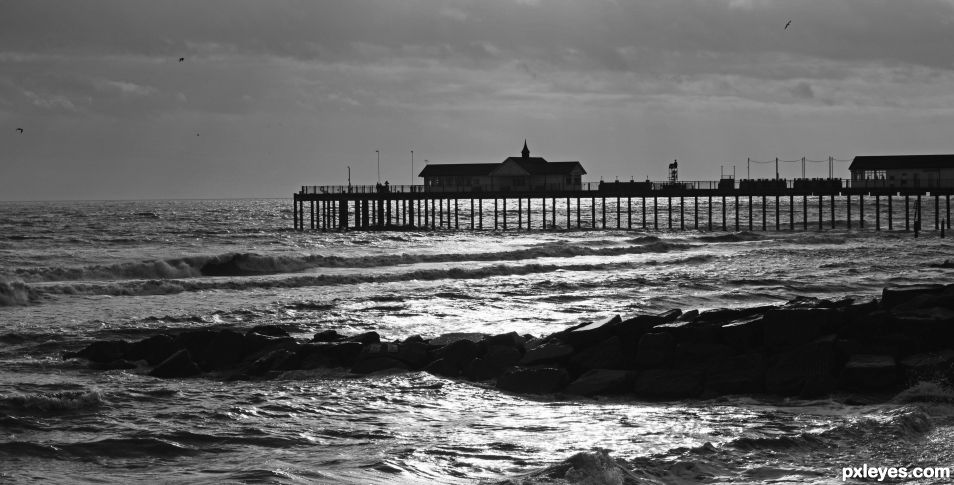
(3, 0), (954, 200)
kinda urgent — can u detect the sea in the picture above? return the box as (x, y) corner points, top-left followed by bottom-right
(2, 197), (954, 484)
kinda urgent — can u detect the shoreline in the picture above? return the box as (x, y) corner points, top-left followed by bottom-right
(60, 283), (954, 401)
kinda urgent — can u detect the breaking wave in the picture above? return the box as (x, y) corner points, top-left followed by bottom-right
(0, 389), (105, 413)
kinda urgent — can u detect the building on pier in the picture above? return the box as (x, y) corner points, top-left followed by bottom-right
(850, 154), (954, 189)
(418, 141), (586, 193)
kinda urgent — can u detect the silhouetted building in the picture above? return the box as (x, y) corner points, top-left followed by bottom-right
(850, 154), (954, 188)
(418, 141), (586, 192)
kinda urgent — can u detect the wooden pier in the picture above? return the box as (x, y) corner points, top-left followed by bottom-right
(292, 179), (953, 234)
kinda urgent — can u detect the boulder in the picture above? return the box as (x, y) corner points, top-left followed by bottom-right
(433, 339), (479, 369)
(765, 338), (836, 397)
(149, 349), (201, 378)
(704, 354), (765, 396)
(202, 330), (247, 370)
(565, 369), (632, 396)
(174, 330), (217, 359)
(124, 334), (178, 365)
(347, 331), (381, 345)
(64, 340), (131, 363)
(889, 307), (954, 350)
(483, 345), (522, 370)
(839, 354), (898, 392)
(520, 342), (574, 365)
(248, 325), (290, 338)
(654, 320), (719, 343)
(424, 358), (460, 378)
(297, 342), (362, 369)
(569, 337), (626, 370)
(312, 329), (343, 342)
(351, 357), (409, 374)
(483, 331), (525, 348)
(694, 305), (772, 325)
(429, 332), (487, 346)
(633, 369), (705, 399)
(900, 350), (954, 385)
(497, 366), (569, 394)
(761, 309), (830, 349)
(882, 285), (945, 310)
(634, 332), (674, 368)
(463, 357), (504, 381)
(393, 341), (431, 369)
(89, 359), (138, 371)
(245, 349), (301, 376)
(560, 315), (621, 348)
(673, 342), (735, 369)
(244, 332), (296, 356)
(719, 317), (763, 351)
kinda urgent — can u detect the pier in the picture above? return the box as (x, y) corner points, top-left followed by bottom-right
(292, 179), (954, 234)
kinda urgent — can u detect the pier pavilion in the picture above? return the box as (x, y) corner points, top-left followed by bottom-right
(850, 154), (954, 189)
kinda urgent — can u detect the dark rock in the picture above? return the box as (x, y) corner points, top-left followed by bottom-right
(351, 356), (409, 374)
(633, 368), (705, 399)
(246, 349), (300, 376)
(482, 345), (522, 370)
(765, 338), (836, 396)
(347, 331), (381, 345)
(244, 332), (296, 356)
(634, 332), (674, 368)
(882, 285), (945, 310)
(403, 335), (426, 344)
(424, 358), (459, 378)
(654, 320), (719, 343)
(704, 354), (765, 396)
(394, 341), (431, 369)
(839, 354), (898, 392)
(720, 317), (763, 351)
(900, 350), (954, 385)
(677, 310), (699, 321)
(149, 349), (201, 378)
(174, 330), (217, 359)
(762, 309), (832, 349)
(429, 332), (487, 346)
(565, 369), (632, 396)
(433, 339), (479, 368)
(64, 340), (131, 363)
(202, 330), (247, 370)
(694, 305), (772, 325)
(248, 325), (290, 338)
(484, 331), (525, 348)
(889, 307), (954, 350)
(673, 342), (735, 369)
(463, 357), (504, 381)
(560, 315), (621, 348)
(520, 342), (574, 365)
(297, 342), (363, 369)
(89, 359), (138, 371)
(569, 337), (626, 370)
(497, 366), (569, 394)
(839, 310), (891, 340)
(312, 329), (343, 342)
(124, 334), (178, 366)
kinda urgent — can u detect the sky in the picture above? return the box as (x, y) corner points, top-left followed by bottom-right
(3, 0), (954, 200)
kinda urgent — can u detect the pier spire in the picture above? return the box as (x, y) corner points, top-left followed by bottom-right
(522, 139), (530, 158)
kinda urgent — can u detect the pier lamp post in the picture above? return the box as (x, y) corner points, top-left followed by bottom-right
(411, 150), (414, 187)
(376, 150), (380, 184)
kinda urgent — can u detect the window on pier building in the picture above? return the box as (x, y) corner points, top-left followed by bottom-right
(862, 169), (886, 180)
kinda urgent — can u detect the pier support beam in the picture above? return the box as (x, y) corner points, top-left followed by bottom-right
(876, 195), (881, 231)
(694, 196), (698, 230)
(602, 197), (607, 229)
(494, 199), (498, 231)
(748, 196), (753, 231)
(642, 197), (647, 229)
(628, 197), (633, 229)
(708, 196), (712, 231)
(936, 195), (940, 230)
(722, 196), (727, 231)
(761, 195), (766, 231)
(552, 197), (557, 228)
(775, 196), (780, 231)
(734, 195), (739, 232)
(818, 195), (823, 231)
(668, 197), (673, 230)
(617, 196), (621, 228)
(655, 197), (659, 230)
(888, 196), (892, 230)
(847, 194), (852, 229)
(802, 195), (808, 230)
(789, 195), (794, 231)
(503, 198), (507, 231)
(905, 195), (910, 231)
(542, 198), (546, 230)
(592, 197), (596, 229)
(859, 195), (864, 229)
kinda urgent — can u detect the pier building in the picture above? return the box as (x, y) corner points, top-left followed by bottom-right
(850, 154), (954, 189)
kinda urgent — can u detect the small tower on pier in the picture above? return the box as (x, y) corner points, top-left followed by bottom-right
(669, 159), (679, 183)
(522, 139), (530, 159)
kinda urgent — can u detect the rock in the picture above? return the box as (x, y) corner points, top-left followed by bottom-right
(248, 325), (290, 338)
(347, 331), (381, 345)
(765, 338), (836, 397)
(673, 342), (734, 369)
(246, 349), (300, 376)
(424, 358), (460, 378)
(482, 345), (522, 370)
(297, 342), (363, 369)
(484, 331), (525, 348)
(149, 349), (201, 378)
(633, 369), (705, 399)
(89, 359), (138, 371)
(463, 357), (503, 381)
(312, 329), (343, 342)
(569, 337), (626, 370)
(202, 330), (247, 370)
(520, 342), (574, 365)
(244, 332), (296, 356)
(719, 317), (763, 351)
(634, 332), (674, 368)
(560, 315), (621, 348)
(694, 305), (772, 324)
(889, 307), (954, 350)
(394, 341), (431, 369)
(654, 320), (719, 343)
(429, 332), (487, 346)
(351, 356), (409, 374)
(839, 354), (898, 392)
(882, 285), (945, 310)
(124, 334), (178, 365)
(677, 310), (699, 321)
(497, 366), (569, 394)
(565, 369), (632, 396)
(174, 330), (217, 359)
(761, 309), (830, 349)
(433, 339), (479, 368)
(900, 350), (954, 385)
(64, 340), (131, 363)
(704, 354), (765, 396)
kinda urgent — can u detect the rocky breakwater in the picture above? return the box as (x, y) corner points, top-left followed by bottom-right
(62, 284), (954, 400)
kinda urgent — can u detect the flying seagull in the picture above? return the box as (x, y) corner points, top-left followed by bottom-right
(179, 57), (185, 62)
(784, 19), (792, 30)
(16, 128), (23, 134)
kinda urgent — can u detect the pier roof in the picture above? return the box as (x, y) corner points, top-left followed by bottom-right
(418, 163), (499, 177)
(850, 154), (954, 171)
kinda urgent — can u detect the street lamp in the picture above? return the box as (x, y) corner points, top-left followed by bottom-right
(411, 150), (414, 186)
(376, 150), (380, 184)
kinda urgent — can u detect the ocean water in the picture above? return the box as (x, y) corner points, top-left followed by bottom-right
(2, 197), (954, 484)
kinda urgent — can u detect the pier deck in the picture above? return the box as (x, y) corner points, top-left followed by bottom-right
(291, 179), (954, 235)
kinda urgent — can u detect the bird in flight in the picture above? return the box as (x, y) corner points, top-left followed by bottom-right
(16, 128), (23, 134)
(179, 57), (185, 62)
(784, 19), (792, 30)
